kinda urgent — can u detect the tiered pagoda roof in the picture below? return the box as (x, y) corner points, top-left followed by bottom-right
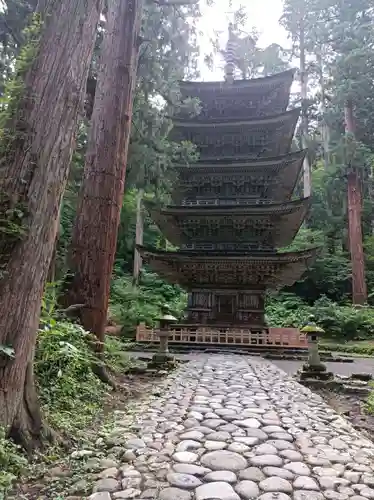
(178, 69), (295, 120)
(138, 66), (318, 328)
(171, 109), (300, 160)
(138, 247), (319, 289)
(172, 150), (307, 204)
(147, 198), (310, 250)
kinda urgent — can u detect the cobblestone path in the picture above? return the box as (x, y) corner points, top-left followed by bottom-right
(90, 355), (374, 500)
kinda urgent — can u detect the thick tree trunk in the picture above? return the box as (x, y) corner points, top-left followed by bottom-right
(0, 0), (102, 449)
(66, 0), (142, 350)
(133, 188), (144, 285)
(299, 24), (311, 198)
(345, 100), (367, 305)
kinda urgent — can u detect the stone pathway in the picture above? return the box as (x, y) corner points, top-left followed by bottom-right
(89, 355), (374, 500)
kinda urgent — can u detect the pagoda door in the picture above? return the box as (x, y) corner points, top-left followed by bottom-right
(216, 293), (236, 323)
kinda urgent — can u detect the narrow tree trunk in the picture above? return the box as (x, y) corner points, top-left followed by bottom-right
(66, 0), (142, 354)
(0, 0), (102, 450)
(345, 100), (367, 305)
(316, 49), (330, 169)
(299, 23), (311, 198)
(133, 188), (144, 285)
(47, 231), (58, 283)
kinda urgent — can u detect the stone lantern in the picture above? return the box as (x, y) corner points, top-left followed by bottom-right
(300, 316), (332, 381)
(152, 304), (177, 365)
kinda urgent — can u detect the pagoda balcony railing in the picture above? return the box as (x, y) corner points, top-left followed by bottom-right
(136, 323), (307, 349)
(180, 242), (274, 252)
(181, 198), (274, 206)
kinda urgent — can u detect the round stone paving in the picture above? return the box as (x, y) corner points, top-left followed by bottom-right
(200, 450), (248, 471)
(88, 355), (374, 500)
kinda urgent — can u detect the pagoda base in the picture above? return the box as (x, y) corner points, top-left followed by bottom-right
(136, 323), (308, 350)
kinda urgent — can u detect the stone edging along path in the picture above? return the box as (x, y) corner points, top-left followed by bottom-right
(88, 355), (374, 500)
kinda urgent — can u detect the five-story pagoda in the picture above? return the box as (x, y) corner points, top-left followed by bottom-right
(137, 33), (318, 340)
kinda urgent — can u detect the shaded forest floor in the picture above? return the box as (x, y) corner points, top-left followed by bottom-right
(9, 369), (163, 500)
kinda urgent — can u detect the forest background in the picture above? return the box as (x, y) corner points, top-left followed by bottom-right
(1, 0), (374, 492)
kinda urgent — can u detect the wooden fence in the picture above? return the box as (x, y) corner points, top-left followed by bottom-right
(136, 324), (307, 348)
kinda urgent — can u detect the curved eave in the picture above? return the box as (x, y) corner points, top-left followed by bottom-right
(174, 150), (307, 172)
(171, 150), (306, 203)
(172, 108), (300, 128)
(137, 245), (319, 289)
(178, 69), (295, 95)
(171, 109), (300, 159)
(147, 198), (310, 248)
(159, 197), (309, 216)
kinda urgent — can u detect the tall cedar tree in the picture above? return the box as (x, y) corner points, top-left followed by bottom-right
(0, 0), (103, 450)
(66, 0), (142, 364)
(345, 100), (367, 304)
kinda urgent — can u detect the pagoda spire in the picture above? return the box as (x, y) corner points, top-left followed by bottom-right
(224, 22), (236, 84)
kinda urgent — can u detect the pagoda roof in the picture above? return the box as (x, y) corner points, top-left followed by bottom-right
(137, 246), (319, 289)
(147, 198), (310, 249)
(179, 69), (295, 94)
(172, 150), (306, 203)
(178, 70), (295, 121)
(171, 109), (300, 160)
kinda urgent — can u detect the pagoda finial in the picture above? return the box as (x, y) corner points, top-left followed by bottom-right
(224, 22), (236, 84)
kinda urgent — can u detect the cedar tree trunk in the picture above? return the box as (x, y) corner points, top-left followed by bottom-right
(66, 0), (142, 350)
(133, 188), (144, 285)
(0, 0), (103, 451)
(299, 22), (311, 198)
(345, 100), (367, 305)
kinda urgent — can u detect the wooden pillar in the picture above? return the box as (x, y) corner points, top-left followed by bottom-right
(345, 100), (367, 305)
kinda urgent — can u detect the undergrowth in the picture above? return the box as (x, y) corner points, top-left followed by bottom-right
(366, 385), (374, 415)
(0, 282), (133, 497)
(0, 430), (27, 496)
(266, 293), (374, 341)
(110, 269), (187, 333)
(319, 341), (374, 356)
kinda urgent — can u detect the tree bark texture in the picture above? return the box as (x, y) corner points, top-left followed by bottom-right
(133, 188), (144, 285)
(299, 23), (311, 198)
(316, 49), (330, 169)
(67, 0), (142, 346)
(345, 100), (367, 305)
(0, 0), (103, 450)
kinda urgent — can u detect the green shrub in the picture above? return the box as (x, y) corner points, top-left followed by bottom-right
(320, 342), (374, 356)
(266, 293), (374, 340)
(35, 319), (105, 431)
(36, 282), (132, 434)
(366, 388), (374, 414)
(110, 269), (187, 332)
(0, 428), (27, 497)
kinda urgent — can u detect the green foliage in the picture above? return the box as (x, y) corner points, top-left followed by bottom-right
(36, 320), (104, 426)
(0, 12), (43, 281)
(0, 344), (15, 358)
(0, 12), (42, 128)
(266, 293), (374, 340)
(366, 389), (374, 414)
(0, 428), (27, 497)
(36, 283), (132, 434)
(321, 341), (374, 356)
(110, 269), (187, 332)
(0, 283), (134, 493)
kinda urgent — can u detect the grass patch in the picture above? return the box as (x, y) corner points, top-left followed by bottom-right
(320, 340), (374, 357)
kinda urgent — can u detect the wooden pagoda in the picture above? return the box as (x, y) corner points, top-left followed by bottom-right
(136, 63), (318, 348)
